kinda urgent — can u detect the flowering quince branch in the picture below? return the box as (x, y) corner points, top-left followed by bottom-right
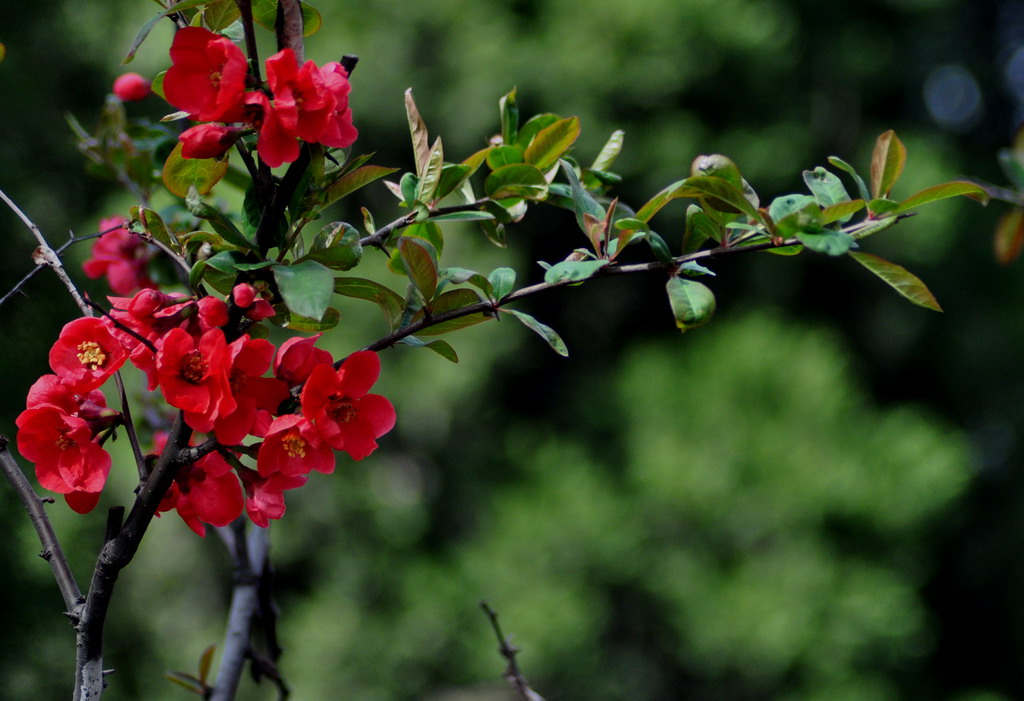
(0, 3), (994, 700)
(0, 187), (92, 317)
(480, 602), (546, 701)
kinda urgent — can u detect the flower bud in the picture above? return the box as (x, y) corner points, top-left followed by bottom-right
(112, 72), (151, 102)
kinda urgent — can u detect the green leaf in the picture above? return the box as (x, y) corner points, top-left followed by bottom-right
(163, 142), (229, 198)
(505, 309), (568, 357)
(398, 236), (439, 300)
(164, 671), (204, 694)
(559, 159), (606, 234)
(273, 260), (335, 321)
(820, 199), (866, 225)
(417, 137), (445, 203)
(404, 88), (430, 176)
(488, 267), (516, 300)
(867, 198), (900, 217)
(203, 1), (240, 30)
(523, 117), (581, 171)
(434, 164), (473, 201)
(198, 645), (216, 685)
(645, 231), (674, 263)
(684, 204), (719, 253)
(429, 211), (495, 223)
(188, 259), (207, 291)
(441, 267), (493, 297)
(413, 288), (491, 335)
(485, 164), (548, 200)
(134, 207), (175, 249)
(408, 338), (459, 362)
(543, 259), (609, 285)
(250, 0), (322, 36)
(399, 172), (419, 206)
(827, 156), (871, 201)
(202, 250), (248, 274)
(849, 252), (941, 311)
(185, 186), (253, 250)
(678, 175), (759, 217)
(486, 146), (525, 170)
(591, 129), (625, 172)
(334, 277), (404, 329)
(803, 166), (851, 208)
(322, 165), (400, 208)
(894, 180), (989, 214)
(848, 216), (900, 240)
(690, 154), (743, 189)
(796, 230), (856, 256)
(869, 129), (907, 199)
(768, 194), (818, 222)
(499, 87), (518, 145)
(666, 276), (716, 332)
(995, 208), (1024, 265)
(280, 306), (342, 332)
(297, 223), (362, 270)
(124, 0), (210, 63)
(515, 113), (560, 150)
(480, 219), (507, 247)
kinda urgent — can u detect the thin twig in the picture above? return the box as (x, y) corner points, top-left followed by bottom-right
(0, 437), (84, 619)
(480, 602), (545, 701)
(112, 372), (148, 481)
(0, 187), (91, 317)
(0, 229), (107, 309)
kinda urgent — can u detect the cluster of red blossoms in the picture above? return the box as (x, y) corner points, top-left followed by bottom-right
(164, 26), (358, 167)
(16, 285), (395, 535)
(82, 216), (158, 295)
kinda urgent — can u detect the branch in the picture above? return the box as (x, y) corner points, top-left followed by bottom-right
(363, 237), (798, 352)
(0, 187), (91, 317)
(75, 413), (194, 701)
(480, 602), (545, 701)
(210, 521), (274, 701)
(0, 227), (108, 309)
(0, 437), (84, 618)
(358, 201), (490, 251)
(276, 0), (304, 61)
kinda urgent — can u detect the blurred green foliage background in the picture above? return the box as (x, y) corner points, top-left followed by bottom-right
(1, 0), (1023, 698)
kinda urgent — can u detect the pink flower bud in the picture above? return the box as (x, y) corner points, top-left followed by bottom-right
(232, 283), (257, 308)
(179, 123), (240, 160)
(112, 72), (151, 102)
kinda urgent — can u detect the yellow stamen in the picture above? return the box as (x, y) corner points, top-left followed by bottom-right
(76, 341), (107, 371)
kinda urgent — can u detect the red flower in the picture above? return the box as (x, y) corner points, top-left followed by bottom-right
(318, 62), (359, 149)
(49, 317), (128, 393)
(82, 216), (157, 295)
(239, 466), (307, 528)
(265, 49), (335, 142)
(243, 91), (299, 168)
(112, 72), (151, 102)
(171, 451), (244, 536)
(155, 327), (236, 433)
(257, 414), (334, 476)
(273, 333), (332, 386)
(179, 123), (241, 159)
(16, 406), (111, 503)
(164, 27), (248, 122)
(300, 351), (395, 460)
(213, 336), (289, 445)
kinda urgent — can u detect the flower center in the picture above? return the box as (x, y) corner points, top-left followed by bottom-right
(209, 69), (222, 89)
(76, 341), (108, 370)
(229, 368), (247, 394)
(329, 396), (356, 424)
(282, 432), (306, 458)
(180, 351), (208, 383)
(54, 427), (76, 452)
